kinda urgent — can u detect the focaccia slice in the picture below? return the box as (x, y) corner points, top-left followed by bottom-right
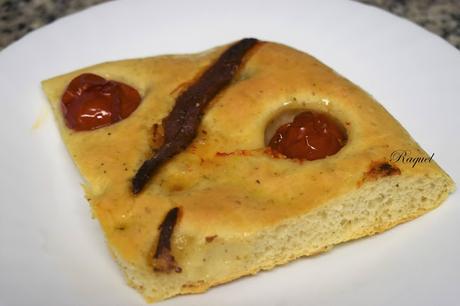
(42, 40), (454, 302)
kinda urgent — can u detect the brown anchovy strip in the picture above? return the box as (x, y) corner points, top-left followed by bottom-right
(153, 207), (181, 273)
(132, 38), (259, 194)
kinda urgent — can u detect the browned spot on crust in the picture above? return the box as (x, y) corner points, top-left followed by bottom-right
(152, 207), (182, 273)
(205, 235), (218, 243)
(115, 224), (126, 231)
(168, 184), (185, 192)
(182, 280), (205, 289)
(360, 161), (401, 185)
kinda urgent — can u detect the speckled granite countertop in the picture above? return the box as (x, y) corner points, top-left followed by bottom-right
(1, 0), (459, 50)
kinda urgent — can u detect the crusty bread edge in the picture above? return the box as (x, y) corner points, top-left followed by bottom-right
(104, 173), (454, 302)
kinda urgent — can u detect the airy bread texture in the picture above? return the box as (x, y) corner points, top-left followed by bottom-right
(42, 41), (454, 302)
(117, 174), (452, 301)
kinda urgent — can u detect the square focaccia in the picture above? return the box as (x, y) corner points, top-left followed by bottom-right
(42, 39), (454, 302)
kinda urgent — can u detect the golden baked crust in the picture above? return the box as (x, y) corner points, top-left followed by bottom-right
(42, 41), (454, 302)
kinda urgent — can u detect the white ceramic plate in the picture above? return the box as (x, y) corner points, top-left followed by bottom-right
(0, 0), (459, 305)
